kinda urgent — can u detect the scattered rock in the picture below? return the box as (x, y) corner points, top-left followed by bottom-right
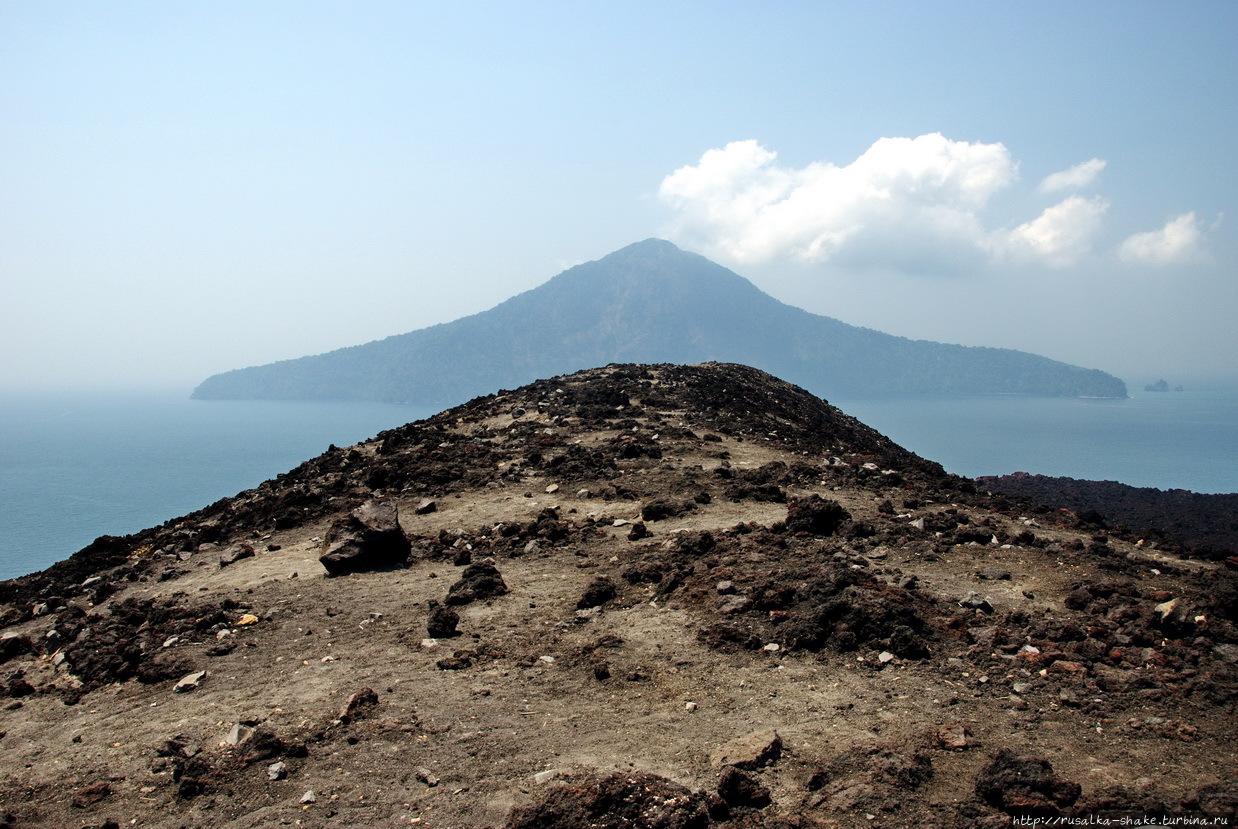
(627, 523), (650, 541)
(641, 499), (684, 522)
(977, 566), (1012, 580)
(70, 781), (111, 808)
(938, 723), (971, 749)
(225, 724), (254, 746)
(710, 729), (782, 770)
(173, 670), (206, 693)
(338, 687), (379, 723)
(218, 543), (255, 568)
(426, 600), (460, 638)
(503, 772), (710, 829)
(959, 592), (994, 614)
(577, 576), (617, 609)
(975, 749), (1081, 816)
(267, 761), (287, 781)
(319, 500), (411, 577)
(445, 562), (509, 605)
(784, 494), (851, 536)
(414, 499), (437, 515)
(716, 766), (770, 808)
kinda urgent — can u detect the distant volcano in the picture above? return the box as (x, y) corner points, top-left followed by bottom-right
(192, 238), (1127, 404)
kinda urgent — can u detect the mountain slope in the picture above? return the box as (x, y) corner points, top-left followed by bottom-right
(2, 363), (1231, 828)
(192, 238), (1127, 403)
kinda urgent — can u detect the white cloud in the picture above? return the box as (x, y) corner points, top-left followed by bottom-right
(658, 134), (1017, 269)
(658, 135), (1119, 271)
(1001, 195), (1110, 267)
(1038, 158), (1106, 193)
(1118, 212), (1204, 265)
(659, 137), (1207, 273)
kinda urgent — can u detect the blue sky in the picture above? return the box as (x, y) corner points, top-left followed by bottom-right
(2, 1), (1234, 391)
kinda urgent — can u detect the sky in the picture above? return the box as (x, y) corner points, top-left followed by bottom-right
(2, 1), (1235, 393)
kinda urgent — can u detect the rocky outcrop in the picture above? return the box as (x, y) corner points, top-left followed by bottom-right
(318, 500), (411, 576)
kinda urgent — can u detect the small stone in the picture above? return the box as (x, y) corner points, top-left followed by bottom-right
(710, 729), (782, 770)
(237, 614), (259, 626)
(877, 651), (895, 664)
(545, 484), (559, 494)
(267, 761), (287, 781)
(576, 576), (617, 609)
(414, 499), (437, 515)
(938, 723), (970, 749)
(218, 543), (256, 568)
(173, 670), (206, 693)
(685, 701), (698, 711)
(415, 767), (440, 787)
(716, 580), (736, 595)
(627, 522), (650, 541)
(426, 600), (460, 638)
(339, 687), (379, 723)
(977, 566), (1012, 581)
(1155, 598), (1179, 621)
(70, 781), (111, 808)
(300, 790), (317, 804)
(959, 592), (994, 614)
(533, 769), (564, 785)
(225, 724), (254, 745)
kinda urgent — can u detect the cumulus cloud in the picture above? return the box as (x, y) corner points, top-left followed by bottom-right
(1038, 158), (1106, 193)
(658, 135), (1114, 271)
(1001, 196), (1110, 267)
(1119, 212), (1204, 265)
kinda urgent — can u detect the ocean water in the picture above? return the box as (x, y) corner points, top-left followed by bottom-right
(831, 383), (1238, 494)
(0, 393), (434, 581)
(1, 384), (1235, 581)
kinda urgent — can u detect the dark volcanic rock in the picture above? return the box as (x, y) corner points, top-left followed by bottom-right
(504, 772), (711, 829)
(978, 472), (1238, 558)
(319, 500), (411, 577)
(445, 562), (509, 606)
(426, 600), (460, 638)
(784, 495), (851, 536)
(716, 766), (770, 808)
(975, 749), (1081, 816)
(577, 576), (618, 609)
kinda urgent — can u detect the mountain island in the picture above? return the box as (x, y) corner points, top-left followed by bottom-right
(192, 239), (1127, 403)
(2, 363), (1232, 827)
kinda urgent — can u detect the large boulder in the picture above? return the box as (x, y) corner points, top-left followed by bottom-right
(319, 501), (411, 576)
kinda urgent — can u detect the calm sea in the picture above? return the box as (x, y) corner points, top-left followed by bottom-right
(1, 384), (1235, 581)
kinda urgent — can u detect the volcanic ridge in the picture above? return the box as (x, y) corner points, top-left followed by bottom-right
(0, 363), (1233, 828)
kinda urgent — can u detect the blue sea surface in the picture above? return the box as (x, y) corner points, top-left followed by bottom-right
(1, 383), (1235, 581)
(831, 383), (1238, 495)
(0, 393), (434, 581)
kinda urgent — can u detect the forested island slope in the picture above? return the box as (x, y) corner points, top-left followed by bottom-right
(193, 239), (1127, 404)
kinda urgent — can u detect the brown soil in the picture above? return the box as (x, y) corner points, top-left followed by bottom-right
(0, 363), (1233, 828)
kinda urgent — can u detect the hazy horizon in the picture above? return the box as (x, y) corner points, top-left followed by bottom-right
(3, 3), (1235, 393)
